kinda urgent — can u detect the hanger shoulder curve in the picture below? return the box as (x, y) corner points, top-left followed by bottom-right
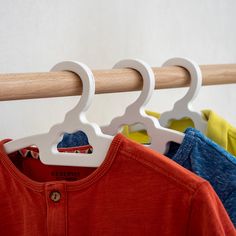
(4, 61), (113, 167)
(101, 58), (184, 154)
(159, 57), (207, 134)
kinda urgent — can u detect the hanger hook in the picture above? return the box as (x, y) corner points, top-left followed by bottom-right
(101, 59), (155, 135)
(51, 61), (95, 122)
(162, 57), (202, 109)
(159, 57), (206, 132)
(113, 59), (155, 113)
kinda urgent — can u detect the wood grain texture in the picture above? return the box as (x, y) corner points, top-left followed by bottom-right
(0, 64), (236, 101)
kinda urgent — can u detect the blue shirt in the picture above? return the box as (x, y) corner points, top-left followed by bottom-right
(166, 128), (236, 226)
(57, 130), (89, 148)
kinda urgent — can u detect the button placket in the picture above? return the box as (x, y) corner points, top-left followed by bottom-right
(45, 183), (67, 236)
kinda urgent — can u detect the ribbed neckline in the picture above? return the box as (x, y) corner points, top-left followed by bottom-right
(0, 134), (123, 192)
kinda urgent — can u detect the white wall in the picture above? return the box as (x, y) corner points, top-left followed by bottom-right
(0, 0), (236, 139)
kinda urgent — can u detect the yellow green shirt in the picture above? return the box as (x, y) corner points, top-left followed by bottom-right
(122, 110), (236, 157)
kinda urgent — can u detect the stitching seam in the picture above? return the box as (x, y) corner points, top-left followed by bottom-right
(120, 149), (201, 192)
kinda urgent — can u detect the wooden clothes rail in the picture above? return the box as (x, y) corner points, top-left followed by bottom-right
(0, 64), (236, 101)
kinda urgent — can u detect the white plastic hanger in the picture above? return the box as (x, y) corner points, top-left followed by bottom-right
(159, 57), (207, 133)
(4, 61), (113, 167)
(101, 59), (184, 154)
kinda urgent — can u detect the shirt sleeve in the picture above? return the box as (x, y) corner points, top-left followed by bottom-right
(187, 181), (236, 236)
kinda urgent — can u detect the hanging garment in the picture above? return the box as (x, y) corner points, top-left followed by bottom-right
(165, 127), (236, 226)
(4, 138), (93, 160)
(122, 109), (236, 156)
(57, 130), (89, 148)
(0, 134), (235, 235)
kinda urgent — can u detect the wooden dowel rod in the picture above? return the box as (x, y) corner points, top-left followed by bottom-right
(0, 64), (236, 101)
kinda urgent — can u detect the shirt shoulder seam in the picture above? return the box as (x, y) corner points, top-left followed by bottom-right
(120, 149), (206, 192)
(186, 181), (208, 235)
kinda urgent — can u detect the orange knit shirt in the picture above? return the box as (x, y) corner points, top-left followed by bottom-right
(0, 134), (234, 235)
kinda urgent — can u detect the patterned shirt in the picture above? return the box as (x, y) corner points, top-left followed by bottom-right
(166, 128), (236, 226)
